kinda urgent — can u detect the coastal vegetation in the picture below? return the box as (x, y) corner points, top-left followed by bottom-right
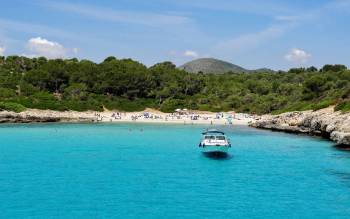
(0, 56), (349, 114)
(0, 102), (26, 113)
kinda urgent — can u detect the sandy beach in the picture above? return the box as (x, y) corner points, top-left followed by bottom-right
(93, 109), (256, 125)
(0, 108), (257, 125)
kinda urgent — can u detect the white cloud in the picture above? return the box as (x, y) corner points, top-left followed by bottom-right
(0, 46), (5, 56)
(285, 48), (311, 63)
(26, 37), (67, 59)
(184, 50), (199, 58)
(167, 50), (203, 65)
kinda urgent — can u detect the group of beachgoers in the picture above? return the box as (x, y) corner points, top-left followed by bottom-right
(94, 112), (124, 122)
(92, 110), (257, 125)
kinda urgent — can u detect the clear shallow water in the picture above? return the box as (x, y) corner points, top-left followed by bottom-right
(1, 123), (350, 219)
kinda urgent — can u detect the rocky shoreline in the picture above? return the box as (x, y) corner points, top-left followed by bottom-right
(0, 110), (95, 123)
(250, 107), (350, 146)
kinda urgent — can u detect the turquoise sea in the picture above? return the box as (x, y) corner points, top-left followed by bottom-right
(1, 123), (350, 218)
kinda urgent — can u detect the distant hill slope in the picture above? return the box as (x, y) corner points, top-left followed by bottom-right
(250, 68), (276, 74)
(179, 58), (274, 74)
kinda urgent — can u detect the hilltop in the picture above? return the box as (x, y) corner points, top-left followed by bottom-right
(179, 58), (274, 74)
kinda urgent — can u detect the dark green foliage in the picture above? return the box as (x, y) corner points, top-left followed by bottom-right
(307, 66), (318, 72)
(321, 64), (347, 72)
(64, 83), (88, 100)
(288, 68), (306, 74)
(303, 76), (327, 99)
(0, 56), (349, 114)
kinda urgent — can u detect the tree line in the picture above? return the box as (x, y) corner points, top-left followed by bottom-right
(0, 55), (349, 114)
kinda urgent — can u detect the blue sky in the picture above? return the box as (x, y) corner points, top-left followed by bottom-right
(0, 0), (349, 70)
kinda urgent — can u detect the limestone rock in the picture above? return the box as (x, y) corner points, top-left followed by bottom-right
(250, 107), (350, 146)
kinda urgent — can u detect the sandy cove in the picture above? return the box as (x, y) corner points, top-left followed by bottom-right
(0, 108), (255, 125)
(2, 107), (349, 146)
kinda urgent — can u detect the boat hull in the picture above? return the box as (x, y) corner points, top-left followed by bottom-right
(201, 145), (229, 156)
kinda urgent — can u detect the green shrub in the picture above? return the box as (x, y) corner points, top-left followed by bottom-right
(0, 88), (16, 98)
(160, 99), (184, 113)
(0, 102), (26, 112)
(19, 83), (40, 96)
(64, 83), (88, 100)
(311, 99), (335, 111)
(104, 98), (156, 112)
(272, 102), (313, 115)
(197, 104), (211, 112)
(335, 100), (350, 112)
(62, 100), (103, 112)
(13, 92), (64, 111)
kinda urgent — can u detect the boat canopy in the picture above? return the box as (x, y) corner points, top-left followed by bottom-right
(202, 129), (225, 135)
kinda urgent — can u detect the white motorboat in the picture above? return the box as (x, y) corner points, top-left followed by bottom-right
(199, 129), (231, 156)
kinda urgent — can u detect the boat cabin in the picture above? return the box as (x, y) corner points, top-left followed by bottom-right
(200, 129), (230, 146)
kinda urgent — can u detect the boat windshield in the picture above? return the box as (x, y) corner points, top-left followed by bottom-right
(204, 135), (216, 140)
(216, 136), (226, 140)
(204, 135), (226, 141)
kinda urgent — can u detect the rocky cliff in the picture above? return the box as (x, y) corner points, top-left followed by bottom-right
(250, 107), (350, 146)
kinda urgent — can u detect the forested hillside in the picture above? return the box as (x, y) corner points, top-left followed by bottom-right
(0, 56), (349, 114)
